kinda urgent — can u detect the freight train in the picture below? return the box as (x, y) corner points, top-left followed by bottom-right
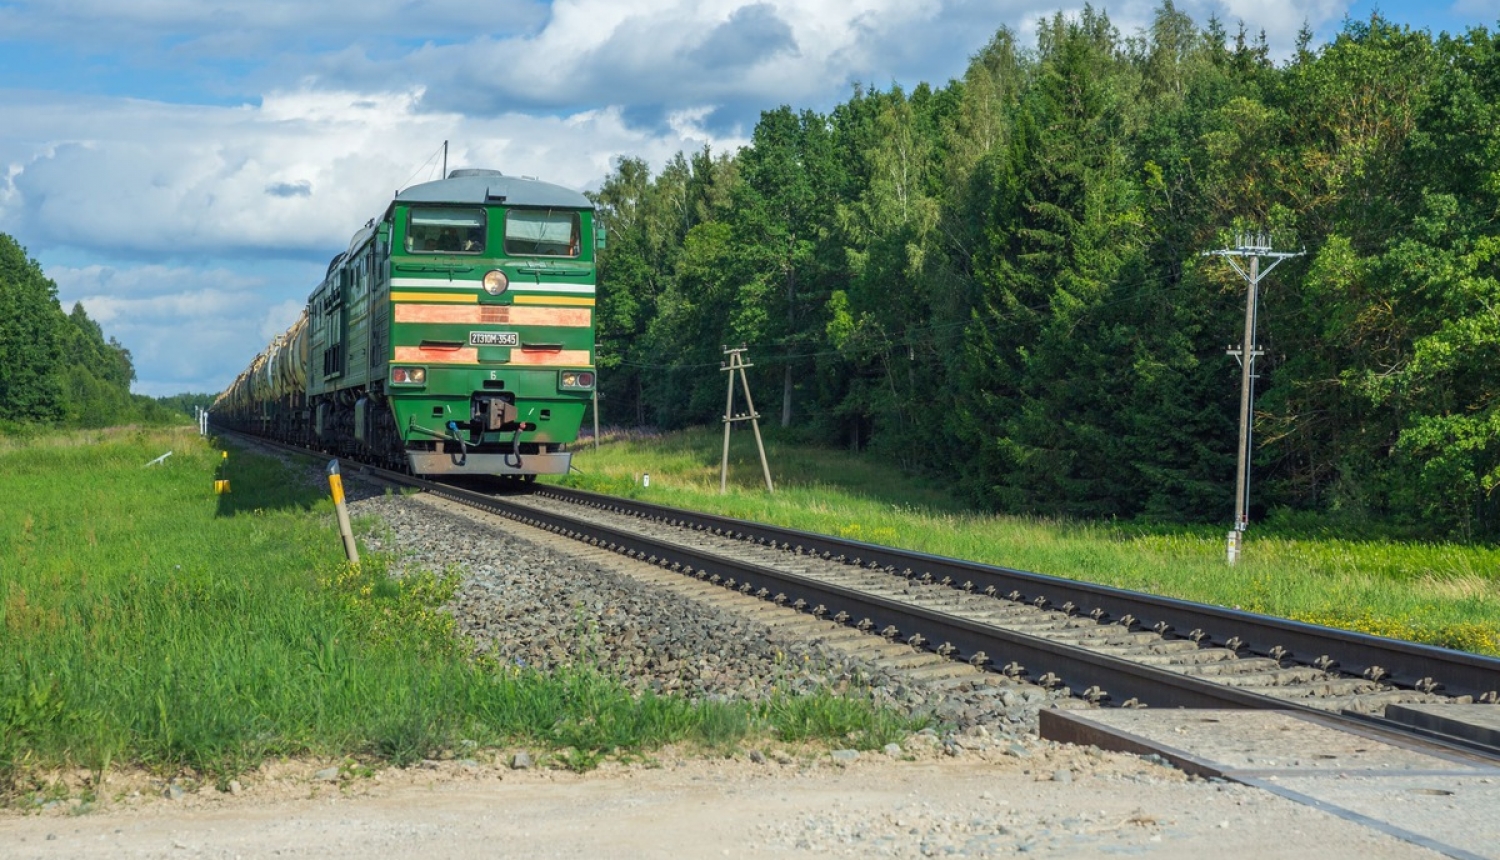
(212, 168), (599, 477)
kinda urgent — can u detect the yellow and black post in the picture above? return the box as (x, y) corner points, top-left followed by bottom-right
(214, 449), (231, 494)
(326, 459), (360, 564)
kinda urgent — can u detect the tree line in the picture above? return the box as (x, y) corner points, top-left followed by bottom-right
(590, 4), (1500, 539)
(0, 234), (206, 431)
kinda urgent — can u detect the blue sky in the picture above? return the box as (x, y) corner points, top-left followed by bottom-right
(1, 0), (1495, 397)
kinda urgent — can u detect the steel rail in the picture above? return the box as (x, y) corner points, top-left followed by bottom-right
(431, 481), (1310, 710)
(528, 485), (1500, 704)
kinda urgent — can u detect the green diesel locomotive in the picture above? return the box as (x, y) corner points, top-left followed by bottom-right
(213, 168), (600, 477)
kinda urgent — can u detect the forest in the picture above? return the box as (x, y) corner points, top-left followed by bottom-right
(587, 4), (1500, 539)
(0, 233), (203, 431)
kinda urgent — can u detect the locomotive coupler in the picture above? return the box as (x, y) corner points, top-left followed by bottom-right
(473, 394), (518, 431)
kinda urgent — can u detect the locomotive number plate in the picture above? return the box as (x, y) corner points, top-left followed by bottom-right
(469, 331), (519, 346)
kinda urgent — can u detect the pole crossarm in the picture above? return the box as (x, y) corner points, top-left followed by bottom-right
(1201, 247), (1301, 286)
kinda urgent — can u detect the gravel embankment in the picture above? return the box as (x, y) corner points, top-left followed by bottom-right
(348, 489), (1072, 742)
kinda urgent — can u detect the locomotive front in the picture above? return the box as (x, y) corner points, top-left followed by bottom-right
(288, 168), (598, 475)
(376, 169), (599, 475)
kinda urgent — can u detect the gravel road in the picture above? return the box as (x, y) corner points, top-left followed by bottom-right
(1, 749), (1443, 859)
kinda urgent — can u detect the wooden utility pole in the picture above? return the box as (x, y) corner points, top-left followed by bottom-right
(720, 346), (774, 494)
(1202, 231), (1303, 564)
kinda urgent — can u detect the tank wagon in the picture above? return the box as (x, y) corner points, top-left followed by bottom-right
(213, 168), (600, 477)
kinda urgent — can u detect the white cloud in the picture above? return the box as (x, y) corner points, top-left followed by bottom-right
(1209, 0), (1348, 42)
(1451, 0), (1500, 16)
(76, 289), (246, 326)
(0, 87), (733, 257)
(260, 299), (305, 342)
(404, 0), (970, 114)
(49, 263), (262, 299)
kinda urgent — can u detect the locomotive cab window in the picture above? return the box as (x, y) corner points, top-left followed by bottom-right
(406, 207), (485, 254)
(504, 209), (581, 257)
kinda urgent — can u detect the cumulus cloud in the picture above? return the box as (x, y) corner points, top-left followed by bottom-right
(260, 299), (306, 341)
(401, 0), (970, 120)
(49, 263), (263, 299)
(78, 288), (246, 327)
(1207, 0), (1348, 43)
(690, 3), (798, 67)
(0, 87), (735, 258)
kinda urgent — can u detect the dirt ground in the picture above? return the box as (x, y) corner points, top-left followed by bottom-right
(1, 740), (1445, 859)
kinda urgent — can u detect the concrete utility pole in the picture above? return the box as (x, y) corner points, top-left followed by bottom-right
(1202, 232), (1303, 565)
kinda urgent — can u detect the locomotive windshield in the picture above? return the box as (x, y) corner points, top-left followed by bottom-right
(406, 207), (485, 254)
(504, 209), (580, 257)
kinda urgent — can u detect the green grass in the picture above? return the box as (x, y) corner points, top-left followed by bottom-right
(559, 427), (1500, 656)
(0, 427), (920, 800)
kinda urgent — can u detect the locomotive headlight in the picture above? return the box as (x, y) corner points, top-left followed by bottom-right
(391, 366), (427, 385)
(483, 269), (509, 295)
(559, 370), (595, 391)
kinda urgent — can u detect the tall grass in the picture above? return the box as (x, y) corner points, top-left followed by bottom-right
(560, 427), (1500, 655)
(0, 427), (919, 799)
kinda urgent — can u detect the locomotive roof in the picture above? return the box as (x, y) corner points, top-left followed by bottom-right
(395, 169), (592, 209)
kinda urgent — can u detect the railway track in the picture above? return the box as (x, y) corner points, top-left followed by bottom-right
(472, 484), (1500, 736)
(222, 430), (1500, 756)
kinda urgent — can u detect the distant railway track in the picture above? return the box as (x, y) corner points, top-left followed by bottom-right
(221, 428), (1500, 757)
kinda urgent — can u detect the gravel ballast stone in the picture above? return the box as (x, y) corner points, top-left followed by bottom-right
(350, 490), (1062, 740)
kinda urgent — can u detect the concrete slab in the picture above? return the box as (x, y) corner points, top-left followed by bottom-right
(1041, 708), (1500, 860)
(1255, 773), (1500, 860)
